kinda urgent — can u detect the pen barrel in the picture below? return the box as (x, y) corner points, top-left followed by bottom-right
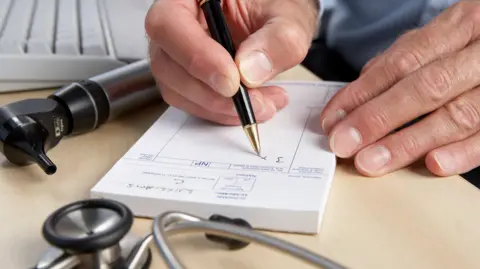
(200, 0), (236, 56)
(50, 59), (160, 134)
(201, 0), (256, 126)
(233, 84), (256, 125)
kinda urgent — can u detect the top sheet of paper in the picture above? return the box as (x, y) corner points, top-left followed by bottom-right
(90, 81), (345, 233)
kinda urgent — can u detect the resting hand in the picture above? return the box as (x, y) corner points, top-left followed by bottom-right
(145, 0), (320, 125)
(320, 1), (480, 177)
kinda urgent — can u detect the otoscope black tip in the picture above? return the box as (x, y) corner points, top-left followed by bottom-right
(0, 114), (58, 175)
(36, 152), (57, 175)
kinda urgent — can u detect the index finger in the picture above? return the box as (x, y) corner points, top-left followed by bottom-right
(329, 39), (480, 159)
(145, 0), (240, 97)
(320, 1), (480, 133)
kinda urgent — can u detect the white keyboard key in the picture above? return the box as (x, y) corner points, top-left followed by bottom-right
(101, 0), (149, 60)
(0, 0), (152, 93)
(144, 0), (155, 7)
(0, 40), (24, 54)
(0, 0), (12, 31)
(55, 0), (80, 55)
(27, 0), (57, 54)
(0, 0), (35, 54)
(80, 0), (107, 56)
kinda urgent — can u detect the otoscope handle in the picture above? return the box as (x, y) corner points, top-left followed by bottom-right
(90, 59), (159, 121)
(50, 59), (159, 135)
(0, 59), (160, 175)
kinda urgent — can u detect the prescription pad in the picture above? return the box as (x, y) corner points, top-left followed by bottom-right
(90, 81), (345, 234)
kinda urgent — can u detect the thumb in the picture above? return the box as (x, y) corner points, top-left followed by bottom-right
(235, 18), (314, 87)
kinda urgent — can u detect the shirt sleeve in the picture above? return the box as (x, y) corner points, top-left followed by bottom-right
(313, 0), (325, 39)
(325, 0), (458, 70)
(318, 0), (325, 17)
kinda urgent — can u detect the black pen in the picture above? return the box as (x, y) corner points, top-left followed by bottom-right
(198, 0), (261, 155)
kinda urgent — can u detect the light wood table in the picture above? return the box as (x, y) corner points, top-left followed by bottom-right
(1, 65), (479, 269)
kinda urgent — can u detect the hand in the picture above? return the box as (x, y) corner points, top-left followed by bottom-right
(145, 0), (320, 125)
(320, 1), (480, 177)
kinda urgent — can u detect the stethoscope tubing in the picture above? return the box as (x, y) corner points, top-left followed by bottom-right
(34, 198), (348, 269)
(152, 212), (348, 269)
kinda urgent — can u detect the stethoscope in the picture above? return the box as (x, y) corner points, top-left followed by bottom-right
(31, 198), (348, 269)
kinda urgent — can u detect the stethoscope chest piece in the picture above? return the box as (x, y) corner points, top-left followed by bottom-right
(33, 198), (348, 269)
(34, 199), (152, 269)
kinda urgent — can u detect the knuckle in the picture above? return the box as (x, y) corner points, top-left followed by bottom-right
(451, 1), (471, 16)
(414, 65), (453, 104)
(395, 131), (423, 160)
(444, 98), (480, 133)
(471, 7), (480, 25)
(442, 2), (465, 23)
(384, 49), (423, 76)
(358, 103), (391, 137)
(276, 24), (309, 62)
(145, 4), (166, 40)
(467, 6), (480, 36)
(464, 3), (480, 24)
(346, 87), (374, 108)
(450, 2), (480, 33)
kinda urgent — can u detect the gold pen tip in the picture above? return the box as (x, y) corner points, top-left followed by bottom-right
(243, 124), (261, 155)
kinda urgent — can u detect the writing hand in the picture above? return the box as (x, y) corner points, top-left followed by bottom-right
(320, 1), (480, 177)
(145, 0), (320, 125)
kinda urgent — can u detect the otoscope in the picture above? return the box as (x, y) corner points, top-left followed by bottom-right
(0, 59), (160, 175)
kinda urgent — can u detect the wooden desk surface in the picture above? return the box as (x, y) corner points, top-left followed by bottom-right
(1, 65), (479, 269)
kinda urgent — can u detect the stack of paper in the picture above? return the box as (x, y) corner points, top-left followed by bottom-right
(90, 81), (344, 234)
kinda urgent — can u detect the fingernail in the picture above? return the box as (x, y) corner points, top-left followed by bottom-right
(433, 151), (457, 174)
(239, 50), (273, 84)
(322, 109), (346, 133)
(266, 98), (277, 113)
(269, 92), (289, 110)
(356, 145), (391, 173)
(210, 73), (237, 97)
(329, 127), (362, 158)
(251, 95), (266, 116)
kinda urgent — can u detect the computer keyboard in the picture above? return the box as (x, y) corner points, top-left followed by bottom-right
(0, 0), (154, 92)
